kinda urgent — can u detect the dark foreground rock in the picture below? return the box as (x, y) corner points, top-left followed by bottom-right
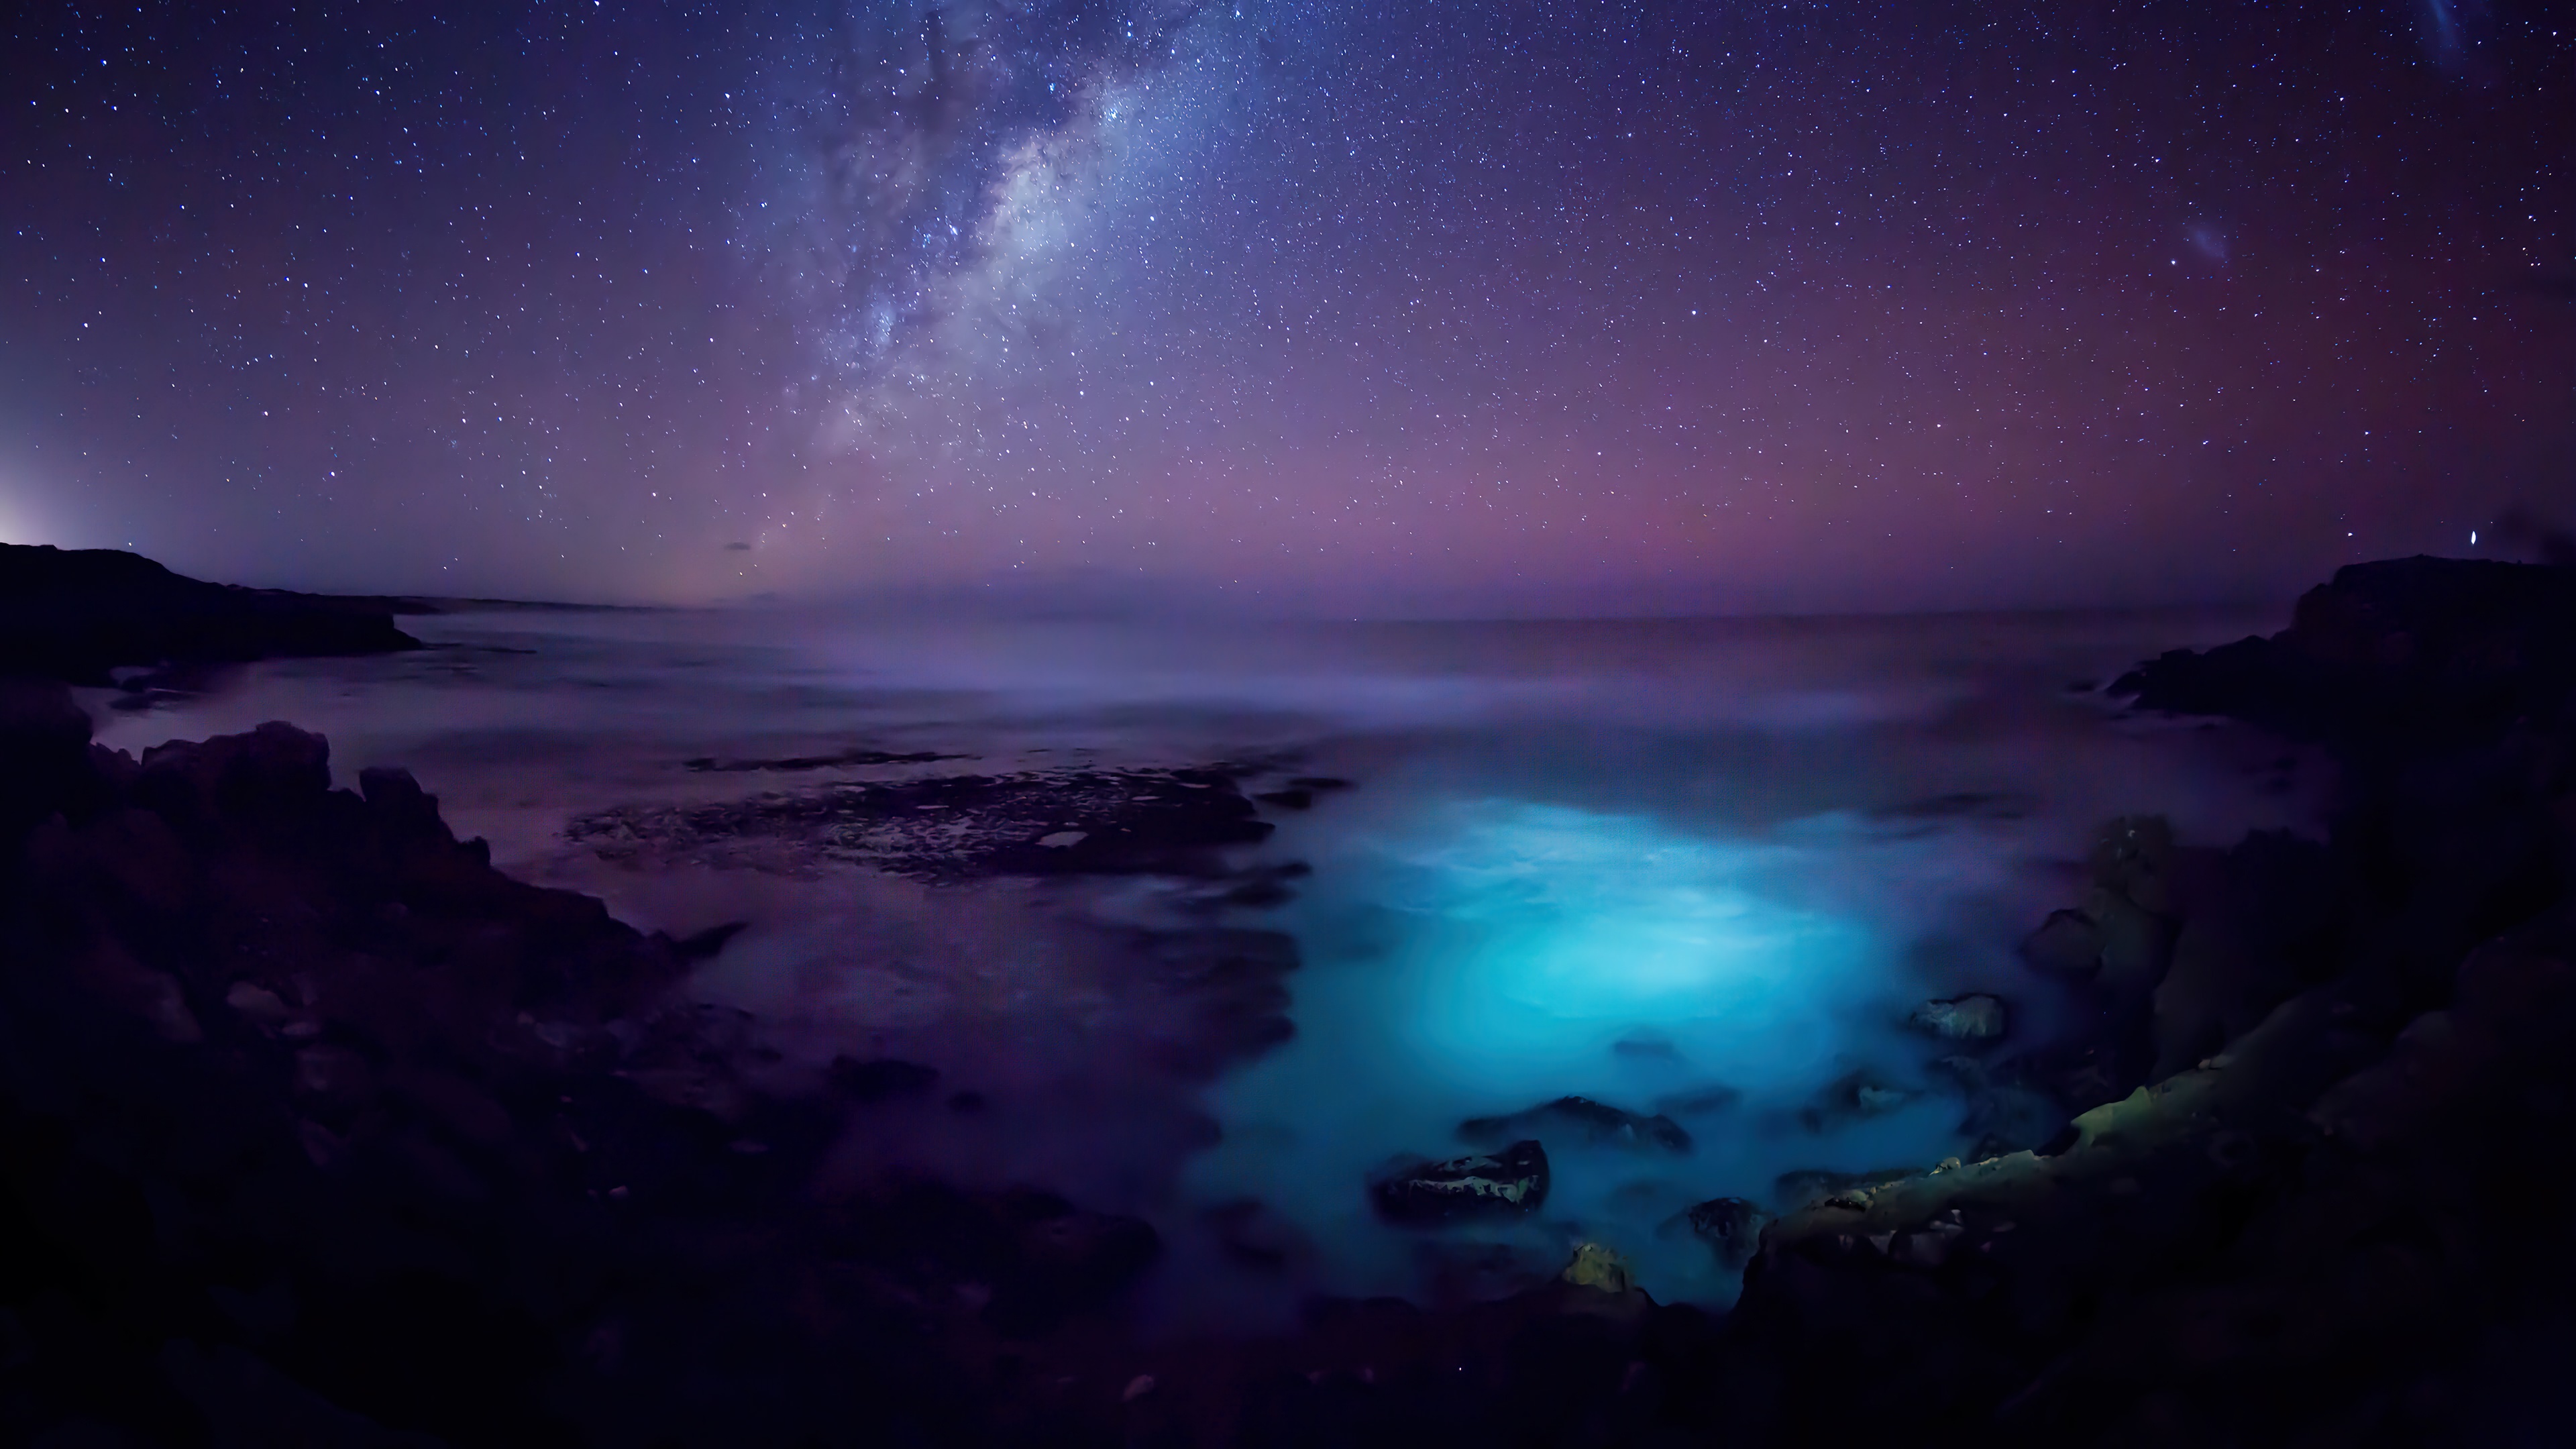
(0, 543), (420, 685)
(1683, 1197), (1770, 1269)
(1369, 1140), (1551, 1224)
(1697, 555), (2576, 1444)
(1458, 1095), (1692, 1154)
(0, 691), (1173, 1446)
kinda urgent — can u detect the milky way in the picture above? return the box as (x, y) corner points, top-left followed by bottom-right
(3, 1), (2571, 610)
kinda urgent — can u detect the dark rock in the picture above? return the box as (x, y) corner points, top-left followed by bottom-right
(1203, 1197), (1314, 1273)
(1460, 1095), (1692, 1153)
(1772, 1165), (1922, 1210)
(1684, 1197), (1770, 1269)
(985, 1192), (1163, 1337)
(1560, 1242), (1636, 1293)
(2021, 908), (2104, 977)
(1410, 1238), (1562, 1303)
(1611, 1033), (1682, 1062)
(1956, 1083), (2067, 1159)
(2150, 829), (2339, 1078)
(2087, 883), (2180, 1001)
(667, 919), (751, 963)
(827, 1056), (941, 1102)
(0, 542), (419, 686)
(2089, 814), (2180, 915)
(1371, 1140), (1551, 1224)
(680, 747), (968, 772)
(0, 677), (105, 835)
(566, 764), (1277, 880)
(2110, 555), (2576, 748)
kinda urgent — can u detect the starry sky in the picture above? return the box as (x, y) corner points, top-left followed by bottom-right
(4, 1), (2571, 613)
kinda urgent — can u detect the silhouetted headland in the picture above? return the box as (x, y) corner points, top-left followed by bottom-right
(0, 543), (422, 686)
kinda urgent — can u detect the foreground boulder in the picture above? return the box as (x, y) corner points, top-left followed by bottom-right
(1370, 1140), (1551, 1223)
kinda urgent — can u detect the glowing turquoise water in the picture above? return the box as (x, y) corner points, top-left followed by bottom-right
(1177, 796), (1995, 1316)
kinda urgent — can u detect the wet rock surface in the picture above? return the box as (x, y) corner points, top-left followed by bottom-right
(1369, 1140), (1552, 1224)
(565, 764), (1289, 881)
(1458, 1095), (1693, 1154)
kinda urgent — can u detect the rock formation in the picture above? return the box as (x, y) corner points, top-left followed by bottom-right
(0, 542), (420, 685)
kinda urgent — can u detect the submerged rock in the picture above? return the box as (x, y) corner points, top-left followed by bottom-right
(1459, 1095), (1692, 1152)
(1370, 1140), (1551, 1224)
(1799, 1069), (1920, 1131)
(1684, 1196), (1771, 1269)
(1907, 992), (2008, 1042)
(1652, 1083), (1743, 1117)
(1611, 1033), (1683, 1063)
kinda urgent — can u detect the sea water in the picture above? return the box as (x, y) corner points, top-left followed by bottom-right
(83, 602), (2328, 1322)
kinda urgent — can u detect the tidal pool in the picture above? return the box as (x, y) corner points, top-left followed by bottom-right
(1165, 788), (2070, 1320)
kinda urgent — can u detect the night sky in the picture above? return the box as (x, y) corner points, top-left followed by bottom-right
(5, 1), (2570, 612)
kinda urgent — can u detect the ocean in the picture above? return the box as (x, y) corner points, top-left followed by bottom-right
(79, 600), (2328, 1326)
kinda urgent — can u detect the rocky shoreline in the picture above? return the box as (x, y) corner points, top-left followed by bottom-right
(1, 553), (2572, 1444)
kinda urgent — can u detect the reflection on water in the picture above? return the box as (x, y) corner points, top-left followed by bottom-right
(80, 601), (2326, 1325)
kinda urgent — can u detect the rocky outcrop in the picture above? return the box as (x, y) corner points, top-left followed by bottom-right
(1369, 1140), (1551, 1224)
(1684, 1197), (1770, 1269)
(1698, 555), (2576, 1443)
(566, 764), (1285, 881)
(0, 542), (420, 685)
(1459, 1095), (1692, 1153)
(2112, 555), (2576, 749)
(0, 688), (1169, 1446)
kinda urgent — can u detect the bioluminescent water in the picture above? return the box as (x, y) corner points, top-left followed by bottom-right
(86, 603), (2332, 1325)
(1155, 784), (2067, 1318)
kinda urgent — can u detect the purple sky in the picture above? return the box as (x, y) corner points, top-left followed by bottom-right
(5, 1), (2571, 613)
